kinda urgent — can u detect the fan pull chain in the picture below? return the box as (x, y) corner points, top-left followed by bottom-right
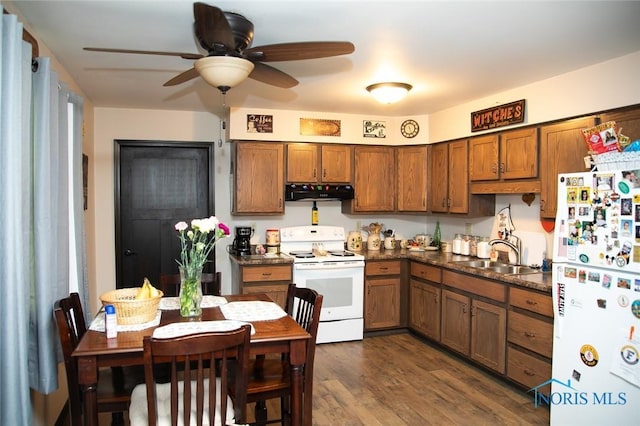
(218, 92), (227, 148)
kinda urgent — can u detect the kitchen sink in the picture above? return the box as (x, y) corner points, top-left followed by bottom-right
(455, 260), (504, 268)
(454, 260), (541, 275)
(485, 265), (540, 274)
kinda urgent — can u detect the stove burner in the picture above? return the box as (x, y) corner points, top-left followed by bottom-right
(328, 250), (355, 257)
(289, 251), (315, 258)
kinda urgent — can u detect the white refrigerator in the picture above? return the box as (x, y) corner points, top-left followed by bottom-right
(551, 170), (640, 424)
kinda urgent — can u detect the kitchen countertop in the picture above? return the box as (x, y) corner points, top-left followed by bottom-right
(229, 248), (552, 293)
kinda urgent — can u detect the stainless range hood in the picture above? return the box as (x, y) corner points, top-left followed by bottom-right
(285, 184), (354, 201)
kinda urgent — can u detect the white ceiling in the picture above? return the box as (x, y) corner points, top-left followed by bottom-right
(8, 1), (640, 117)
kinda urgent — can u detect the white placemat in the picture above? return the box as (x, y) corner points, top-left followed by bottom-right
(159, 295), (228, 311)
(152, 320), (254, 338)
(89, 310), (162, 332)
(219, 301), (287, 322)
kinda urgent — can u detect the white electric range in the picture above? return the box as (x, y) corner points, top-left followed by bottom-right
(279, 226), (364, 344)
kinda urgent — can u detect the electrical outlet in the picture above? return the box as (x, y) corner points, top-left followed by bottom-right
(465, 223), (472, 234)
(356, 221), (361, 232)
(250, 222), (257, 235)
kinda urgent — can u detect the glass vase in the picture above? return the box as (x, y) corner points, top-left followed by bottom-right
(179, 267), (203, 317)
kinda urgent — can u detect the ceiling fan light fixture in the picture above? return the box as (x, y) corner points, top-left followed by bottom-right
(366, 82), (412, 104)
(195, 56), (255, 93)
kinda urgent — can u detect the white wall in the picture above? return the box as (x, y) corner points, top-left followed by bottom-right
(429, 51), (640, 143)
(92, 108), (224, 311)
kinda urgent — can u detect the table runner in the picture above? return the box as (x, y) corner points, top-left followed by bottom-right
(159, 295), (228, 311)
(219, 301), (287, 322)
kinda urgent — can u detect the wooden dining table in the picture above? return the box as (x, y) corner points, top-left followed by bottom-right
(73, 293), (310, 426)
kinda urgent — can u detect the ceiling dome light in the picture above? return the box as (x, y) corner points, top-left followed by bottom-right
(195, 56), (255, 94)
(366, 82), (412, 104)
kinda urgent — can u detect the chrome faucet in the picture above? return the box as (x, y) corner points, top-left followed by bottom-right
(488, 236), (522, 265)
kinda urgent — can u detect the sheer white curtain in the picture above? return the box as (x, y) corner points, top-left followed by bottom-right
(1, 8), (87, 425)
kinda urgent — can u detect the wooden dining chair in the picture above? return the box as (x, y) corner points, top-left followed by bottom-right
(159, 271), (221, 296)
(248, 283), (323, 426)
(54, 292), (143, 426)
(128, 324), (251, 426)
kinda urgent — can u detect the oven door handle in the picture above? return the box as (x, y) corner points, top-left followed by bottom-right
(294, 261), (365, 270)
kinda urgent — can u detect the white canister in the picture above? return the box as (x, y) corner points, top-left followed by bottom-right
(452, 234), (463, 254)
(368, 234), (381, 251)
(461, 235), (471, 256)
(477, 237), (491, 259)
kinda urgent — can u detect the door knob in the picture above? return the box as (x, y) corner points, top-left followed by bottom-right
(124, 249), (136, 256)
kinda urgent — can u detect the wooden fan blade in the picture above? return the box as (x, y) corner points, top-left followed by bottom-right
(84, 47), (202, 60)
(244, 41), (355, 62)
(193, 2), (234, 52)
(163, 67), (200, 87)
(249, 62), (298, 88)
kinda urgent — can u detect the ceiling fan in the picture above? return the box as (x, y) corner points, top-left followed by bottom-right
(84, 2), (355, 93)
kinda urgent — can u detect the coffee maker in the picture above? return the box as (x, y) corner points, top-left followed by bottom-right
(231, 226), (252, 256)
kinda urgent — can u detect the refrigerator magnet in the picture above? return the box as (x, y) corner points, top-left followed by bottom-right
(618, 294), (629, 307)
(631, 300), (640, 319)
(580, 344), (599, 367)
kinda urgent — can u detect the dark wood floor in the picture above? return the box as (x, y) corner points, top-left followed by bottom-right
(97, 332), (549, 425)
(309, 332), (549, 425)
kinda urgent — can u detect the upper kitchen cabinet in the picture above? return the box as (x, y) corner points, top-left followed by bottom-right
(469, 128), (540, 194)
(286, 143), (353, 183)
(599, 105), (640, 141)
(539, 116), (595, 219)
(428, 140), (494, 216)
(343, 145), (395, 213)
(397, 145), (427, 212)
(232, 142), (284, 215)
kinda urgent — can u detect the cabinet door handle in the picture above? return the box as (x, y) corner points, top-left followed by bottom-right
(526, 299), (538, 305)
(379, 267), (388, 271)
(434, 294), (439, 304)
(491, 163), (497, 173)
(499, 162), (505, 173)
(524, 369), (535, 377)
(322, 169), (326, 178)
(524, 331), (536, 338)
(262, 272), (272, 277)
(463, 304), (468, 314)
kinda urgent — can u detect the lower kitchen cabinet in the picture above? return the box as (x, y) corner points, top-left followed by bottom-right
(410, 279), (440, 340)
(506, 286), (553, 392)
(440, 289), (471, 354)
(440, 270), (507, 374)
(409, 262), (442, 340)
(231, 263), (292, 309)
(470, 299), (506, 373)
(364, 260), (402, 330)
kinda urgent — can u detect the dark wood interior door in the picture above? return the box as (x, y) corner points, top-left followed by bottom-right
(115, 141), (214, 289)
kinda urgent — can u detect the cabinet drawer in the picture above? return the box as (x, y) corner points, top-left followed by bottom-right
(242, 265), (291, 282)
(442, 270), (506, 302)
(508, 311), (553, 357)
(509, 287), (553, 317)
(507, 347), (551, 394)
(366, 260), (401, 276)
(410, 262), (441, 283)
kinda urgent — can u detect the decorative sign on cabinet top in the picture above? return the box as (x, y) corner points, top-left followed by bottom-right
(471, 99), (526, 132)
(247, 114), (273, 133)
(363, 120), (386, 138)
(300, 118), (341, 136)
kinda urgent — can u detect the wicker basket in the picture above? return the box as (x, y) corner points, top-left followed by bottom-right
(100, 288), (163, 325)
